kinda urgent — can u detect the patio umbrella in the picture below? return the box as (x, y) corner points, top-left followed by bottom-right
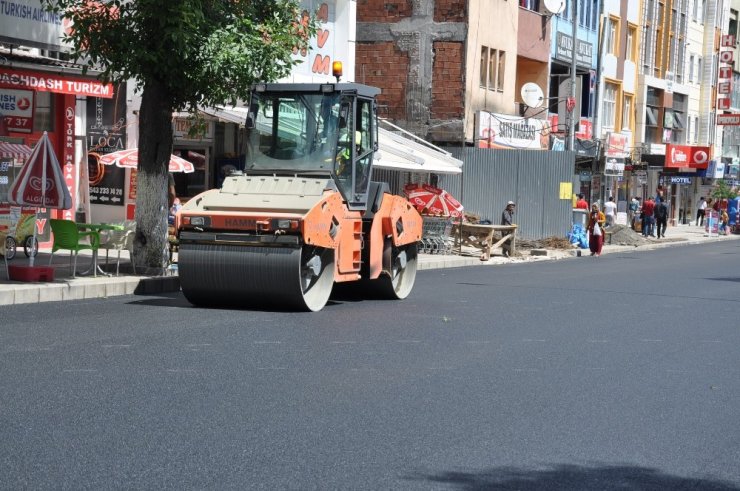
(8, 132), (72, 266)
(404, 183), (464, 218)
(99, 148), (195, 173)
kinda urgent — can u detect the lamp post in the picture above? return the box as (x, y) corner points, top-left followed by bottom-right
(567, 0), (578, 152)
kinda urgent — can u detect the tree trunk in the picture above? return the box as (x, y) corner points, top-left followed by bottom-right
(134, 79), (175, 273)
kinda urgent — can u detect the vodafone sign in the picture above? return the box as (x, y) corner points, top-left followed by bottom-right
(665, 144), (711, 169)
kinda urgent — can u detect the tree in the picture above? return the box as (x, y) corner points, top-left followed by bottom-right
(711, 179), (738, 202)
(43, 0), (316, 272)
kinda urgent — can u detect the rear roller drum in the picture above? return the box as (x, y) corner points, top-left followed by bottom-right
(364, 241), (418, 300)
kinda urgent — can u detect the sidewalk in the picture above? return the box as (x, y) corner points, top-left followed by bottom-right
(1, 223), (736, 306)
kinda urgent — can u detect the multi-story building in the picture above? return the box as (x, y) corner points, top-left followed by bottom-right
(355, 0), (552, 150)
(547, 0), (601, 201)
(594, 0), (640, 211)
(634, 0), (704, 224)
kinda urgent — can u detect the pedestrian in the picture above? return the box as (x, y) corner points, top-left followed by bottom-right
(575, 194), (589, 210)
(500, 201), (516, 257)
(629, 196), (640, 228)
(720, 208), (730, 235)
(588, 203), (606, 256)
(604, 196), (617, 227)
(642, 196), (656, 237)
(655, 199), (668, 238)
(696, 196), (707, 226)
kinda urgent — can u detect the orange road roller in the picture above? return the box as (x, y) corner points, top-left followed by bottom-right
(175, 82), (422, 311)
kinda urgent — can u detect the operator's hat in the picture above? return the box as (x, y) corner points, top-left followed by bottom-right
(507, 201), (515, 206)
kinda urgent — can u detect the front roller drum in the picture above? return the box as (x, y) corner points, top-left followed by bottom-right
(179, 243), (335, 312)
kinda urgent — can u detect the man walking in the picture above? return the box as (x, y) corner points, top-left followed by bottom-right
(696, 197), (707, 226)
(655, 199), (668, 238)
(642, 196), (656, 237)
(575, 194), (589, 210)
(604, 196), (617, 227)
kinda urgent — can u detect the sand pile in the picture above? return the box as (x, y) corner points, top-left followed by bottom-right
(605, 224), (651, 246)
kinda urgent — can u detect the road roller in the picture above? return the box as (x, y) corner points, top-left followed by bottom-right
(175, 81), (422, 311)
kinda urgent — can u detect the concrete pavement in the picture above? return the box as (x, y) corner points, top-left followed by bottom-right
(1, 223), (737, 306)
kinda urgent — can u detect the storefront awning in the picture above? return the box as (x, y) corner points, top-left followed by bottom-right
(198, 106), (248, 125)
(0, 142), (32, 162)
(375, 123), (463, 175)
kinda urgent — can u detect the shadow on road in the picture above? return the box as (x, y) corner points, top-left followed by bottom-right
(407, 463), (740, 490)
(706, 276), (740, 283)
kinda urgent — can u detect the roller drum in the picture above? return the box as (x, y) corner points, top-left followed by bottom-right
(179, 243), (335, 312)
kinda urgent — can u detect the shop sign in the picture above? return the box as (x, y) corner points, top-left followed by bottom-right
(292, 1), (336, 79)
(173, 117), (214, 142)
(0, 0), (70, 51)
(706, 160), (726, 179)
(87, 91), (127, 206)
(605, 157), (625, 176)
(0, 89), (34, 132)
(716, 113), (740, 125)
(665, 144), (711, 169)
(0, 68), (113, 98)
(717, 35), (735, 111)
(555, 33), (594, 68)
(605, 132), (630, 158)
(62, 95), (76, 221)
(649, 143), (666, 155)
(579, 171), (592, 182)
(669, 176), (692, 184)
(476, 111), (547, 150)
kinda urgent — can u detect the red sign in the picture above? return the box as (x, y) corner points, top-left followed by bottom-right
(605, 132), (630, 158)
(0, 68), (114, 99)
(665, 144), (711, 169)
(717, 113), (740, 125)
(566, 97), (576, 112)
(62, 95), (76, 220)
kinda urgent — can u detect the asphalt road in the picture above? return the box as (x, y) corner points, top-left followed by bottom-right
(2, 242), (740, 490)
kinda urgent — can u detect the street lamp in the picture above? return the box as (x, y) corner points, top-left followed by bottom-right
(567, 0), (578, 152)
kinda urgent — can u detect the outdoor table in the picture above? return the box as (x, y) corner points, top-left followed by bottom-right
(76, 223), (123, 277)
(451, 223), (517, 261)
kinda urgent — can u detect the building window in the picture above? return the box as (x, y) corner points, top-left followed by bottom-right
(671, 93), (687, 143)
(605, 17), (619, 55)
(520, 0), (540, 12)
(689, 54), (695, 82)
(625, 25), (637, 62)
(693, 115), (699, 143)
(645, 87), (662, 143)
(697, 56), (703, 83)
(603, 82), (618, 130)
(622, 94), (633, 131)
(480, 46), (505, 92)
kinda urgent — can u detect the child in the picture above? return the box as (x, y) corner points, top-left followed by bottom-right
(720, 209), (729, 235)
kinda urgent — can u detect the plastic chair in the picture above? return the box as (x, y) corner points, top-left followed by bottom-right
(48, 219), (100, 277)
(99, 221), (136, 276)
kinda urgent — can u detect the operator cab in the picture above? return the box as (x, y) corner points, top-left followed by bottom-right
(245, 82), (381, 212)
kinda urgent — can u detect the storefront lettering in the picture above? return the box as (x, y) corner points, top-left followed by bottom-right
(0, 2), (62, 25)
(0, 68), (113, 98)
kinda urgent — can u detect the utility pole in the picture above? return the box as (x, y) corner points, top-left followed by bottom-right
(567, 0), (578, 151)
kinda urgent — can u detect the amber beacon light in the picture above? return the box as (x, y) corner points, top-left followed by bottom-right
(332, 61), (343, 82)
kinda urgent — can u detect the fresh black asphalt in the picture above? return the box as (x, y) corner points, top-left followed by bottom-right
(1, 241), (740, 489)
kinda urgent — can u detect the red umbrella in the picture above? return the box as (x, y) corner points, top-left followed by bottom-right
(98, 148), (195, 173)
(8, 131), (72, 266)
(404, 183), (464, 218)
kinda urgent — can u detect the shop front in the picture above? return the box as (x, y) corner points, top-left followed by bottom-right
(0, 64), (116, 247)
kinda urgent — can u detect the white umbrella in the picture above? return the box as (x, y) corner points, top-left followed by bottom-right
(98, 149), (196, 173)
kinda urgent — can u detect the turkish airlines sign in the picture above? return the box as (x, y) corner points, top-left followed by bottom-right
(0, 88), (34, 132)
(0, 68), (113, 98)
(665, 144), (711, 169)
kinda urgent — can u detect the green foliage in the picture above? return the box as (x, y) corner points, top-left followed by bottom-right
(42, 0), (317, 110)
(711, 179), (738, 201)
